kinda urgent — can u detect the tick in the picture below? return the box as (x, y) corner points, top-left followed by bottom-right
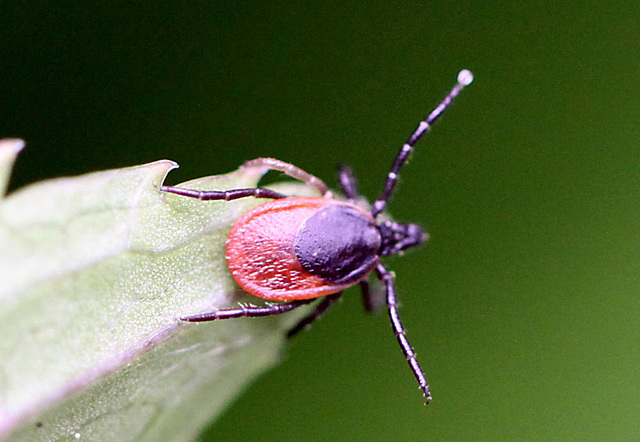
(160, 70), (473, 403)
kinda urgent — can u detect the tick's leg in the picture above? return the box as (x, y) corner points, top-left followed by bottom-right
(371, 70), (473, 218)
(360, 279), (385, 313)
(337, 164), (359, 202)
(360, 279), (374, 312)
(181, 299), (315, 322)
(376, 263), (432, 404)
(241, 158), (329, 196)
(161, 158), (329, 201)
(160, 186), (286, 201)
(286, 292), (342, 338)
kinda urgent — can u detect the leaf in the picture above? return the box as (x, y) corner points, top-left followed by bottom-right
(0, 140), (316, 441)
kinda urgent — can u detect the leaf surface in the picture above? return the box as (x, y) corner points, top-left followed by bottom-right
(0, 140), (314, 441)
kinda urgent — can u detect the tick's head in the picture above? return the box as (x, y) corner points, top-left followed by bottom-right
(377, 221), (427, 256)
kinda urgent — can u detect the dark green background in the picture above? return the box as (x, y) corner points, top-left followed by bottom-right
(3, 2), (639, 441)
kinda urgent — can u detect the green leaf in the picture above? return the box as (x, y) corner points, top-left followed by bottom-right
(0, 140), (316, 441)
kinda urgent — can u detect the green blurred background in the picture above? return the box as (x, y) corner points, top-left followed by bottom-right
(2, 1), (639, 441)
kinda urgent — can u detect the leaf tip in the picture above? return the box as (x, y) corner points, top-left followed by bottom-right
(0, 138), (26, 197)
(0, 138), (26, 155)
(153, 159), (180, 186)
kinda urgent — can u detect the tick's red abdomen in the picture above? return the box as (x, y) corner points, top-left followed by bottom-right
(225, 196), (356, 301)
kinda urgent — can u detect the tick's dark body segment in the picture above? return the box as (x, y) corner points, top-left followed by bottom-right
(160, 70), (473, 404)
(295, 203), (383, 286)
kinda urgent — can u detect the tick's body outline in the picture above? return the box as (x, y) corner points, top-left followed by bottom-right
(161, 70), (473, 403)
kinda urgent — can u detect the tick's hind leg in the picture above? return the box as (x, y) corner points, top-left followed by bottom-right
(181, 298), (316, 322)
(241, 158), (329, 197)
(161, 157), (330, 201)
(287, 292), (342, 338)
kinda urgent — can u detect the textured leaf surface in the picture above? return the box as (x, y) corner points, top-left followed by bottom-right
(0, 140), (315, 441)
